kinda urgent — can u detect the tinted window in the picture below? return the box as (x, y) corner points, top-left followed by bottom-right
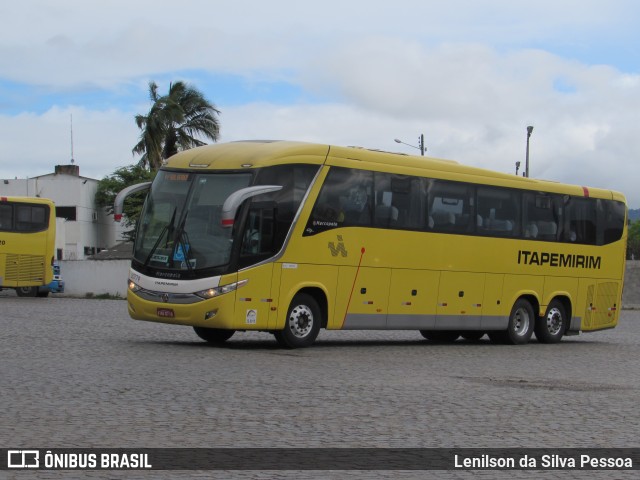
(374, 173), (427, 230)
(477, 187), (521, 237)
(523, 193), (561, 241)
(305, 167), (373, 235)
(600, 200), (626, 245)
(564, 197), (597, 244)
(428, 180), (474, 234)
(13, 205), (49, 232)
(0, 204), (12, 231)
(238, 164), (318, 265)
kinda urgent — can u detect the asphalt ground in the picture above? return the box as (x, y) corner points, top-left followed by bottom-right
(2, 294), (639, 479)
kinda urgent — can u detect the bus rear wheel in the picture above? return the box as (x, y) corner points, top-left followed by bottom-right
(420, 330), (460, 343)
(16, 286), (38, 297)
(274, 293), (321, 348)
(535, 300), (566, 344)
(193, 327), (235, 344)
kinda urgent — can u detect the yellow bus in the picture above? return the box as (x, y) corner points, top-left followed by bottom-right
(0, 196), (57, 297)
(116, 141), (627, 347)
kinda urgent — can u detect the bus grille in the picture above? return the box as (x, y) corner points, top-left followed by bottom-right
(5, 254), (46, 283)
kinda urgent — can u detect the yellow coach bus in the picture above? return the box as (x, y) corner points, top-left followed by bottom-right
(0, 196), (56, 297)
(115, 141), (627, 348)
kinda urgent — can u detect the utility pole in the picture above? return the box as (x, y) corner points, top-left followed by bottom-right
(525, 126), (533, 177)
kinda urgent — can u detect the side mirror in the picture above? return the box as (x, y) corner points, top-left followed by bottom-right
(113, 182), (152, 222)
(221, 185), (282, 227)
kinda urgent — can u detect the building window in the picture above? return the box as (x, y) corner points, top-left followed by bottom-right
(56, 206), (77, 221)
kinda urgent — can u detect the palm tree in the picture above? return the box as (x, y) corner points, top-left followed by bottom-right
(133, 81), (221, 170)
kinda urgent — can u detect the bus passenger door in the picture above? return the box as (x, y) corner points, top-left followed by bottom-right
(235, 263), (275, 330)
(336, 266), (391, 329)
(233, 202), (281, 329)
(436, 271), (485, 329)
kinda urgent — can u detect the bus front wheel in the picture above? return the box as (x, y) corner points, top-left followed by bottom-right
(535, 300), (566, 344)
(16, 286), (38, 297)
(193, 327), (235, 344)
(274, 293), (321, 348)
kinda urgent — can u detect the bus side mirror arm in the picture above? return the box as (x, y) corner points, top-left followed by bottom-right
(221, 185), (282, 227)
(113, 182), (152, 222)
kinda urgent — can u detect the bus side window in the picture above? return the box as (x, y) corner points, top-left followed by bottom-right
(523, 192), (560, 241)
(428, 180), (473, 234)
(563, 197), (597, 245)
(240, 204), (276, 257)
(600, 199), (625, 245)
(305, 167), (373, 234)
(477, 186), (521, 237)
(0, 204), (12, 230)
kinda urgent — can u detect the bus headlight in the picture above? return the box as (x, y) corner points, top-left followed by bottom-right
(195, 279), (248, 299)
(128, 280), (142, 293)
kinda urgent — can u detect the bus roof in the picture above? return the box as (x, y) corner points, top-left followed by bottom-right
(164, 140), (626, 203)
(0, 196), (56, 206)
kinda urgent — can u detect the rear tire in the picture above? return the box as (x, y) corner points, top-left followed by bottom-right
(420, 330), (460, 343)
(193, 327), (235, 344)
(274, 293), (321, 348)
(535, 300), (566, 344)
(16, 286), (38, 297)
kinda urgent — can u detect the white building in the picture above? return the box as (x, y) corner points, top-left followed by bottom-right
(1, 164), (126, 260)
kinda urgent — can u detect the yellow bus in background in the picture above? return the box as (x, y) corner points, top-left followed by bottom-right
(0, 196), (57, 297)
(116, 141), (627, 347)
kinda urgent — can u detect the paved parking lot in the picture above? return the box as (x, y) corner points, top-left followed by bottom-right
(2, 295), (640, 479)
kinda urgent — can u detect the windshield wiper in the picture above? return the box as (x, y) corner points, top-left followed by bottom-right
(144, 206), (177, 267)
(171, 211), (194, 272)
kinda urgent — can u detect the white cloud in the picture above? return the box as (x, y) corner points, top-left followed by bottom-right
(0, 107), (138, 180)
(1, 1), (639, 206)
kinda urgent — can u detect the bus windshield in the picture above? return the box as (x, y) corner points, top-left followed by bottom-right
(134, 171), (252, 271)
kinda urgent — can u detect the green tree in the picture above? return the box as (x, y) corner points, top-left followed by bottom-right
(132, 81), (221, 170)
(95, 165), (156, 241)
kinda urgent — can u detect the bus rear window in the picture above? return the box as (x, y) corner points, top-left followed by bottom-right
(0, 204), (49, 232)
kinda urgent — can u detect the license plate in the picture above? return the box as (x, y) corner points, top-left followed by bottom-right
(157, 308), (175, 318)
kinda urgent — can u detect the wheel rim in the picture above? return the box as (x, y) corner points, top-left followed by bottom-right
(288, 304), (314, 338)
(512, 306), (530, 337)
(545, 307), (563, 335)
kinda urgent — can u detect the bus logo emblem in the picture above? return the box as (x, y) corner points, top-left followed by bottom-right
(161, 293), (169, 303)
(328, 235), (348, 257)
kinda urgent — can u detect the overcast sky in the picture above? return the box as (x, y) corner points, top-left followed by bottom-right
(1, 0), (639, 206)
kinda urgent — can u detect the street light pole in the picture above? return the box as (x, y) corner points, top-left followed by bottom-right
(394, 135), (426, 156)
(525, 125), (533, 177)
